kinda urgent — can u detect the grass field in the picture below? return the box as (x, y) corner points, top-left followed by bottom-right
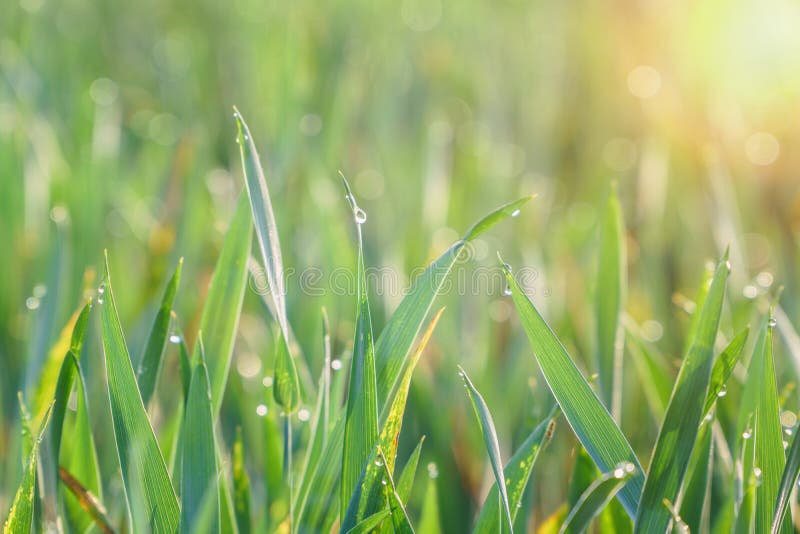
(3, 0), (800, 532)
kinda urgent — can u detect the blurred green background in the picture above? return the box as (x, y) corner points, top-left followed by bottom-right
(2, 0), (800, 530)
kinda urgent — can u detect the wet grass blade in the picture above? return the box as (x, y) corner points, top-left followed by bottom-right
(396, 437), (425, 503)
(180, 344), (219, 533)
(678, 416), (713, 534)
(232, 427), (252, 534)
(100, 252), (179, 533)
(594, 188), (626, 420)
(342, 310), (443, 530)
(459, 367), (513, 533)
(418, 471), (442, 534)
(375, 196), (533, 410)
(473, 410), (557, 533)
(378, 448), (415, 534)
(559, 466), (636, 534)
(703, 328), (748, 417)
(503, 261), (644, 517)
(137, 258), (182, 408)
(345, 510), (391, 534)
(633, 253), (729, 533)
(58, 467), (115, 534)
(195, 193), (253, 419)
(744, 316), (789, 534)
(340, 179), (379, 521)
(3, 403), (52, 534)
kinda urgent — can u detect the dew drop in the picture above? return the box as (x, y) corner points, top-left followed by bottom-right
(97, 297), (104, 305)
(769, 317), (778, 328)
(380, 478), (387, 486)
(98, 283), (106, 295)
(375, 458), (384, 467)
(354, 207), (367, 224)
(725, 260), (732, 272)
(503, 285), (512, 296)
(742, 429), (753, 440)
(25, 297), (40, 310)
(298, 408), (311, 422)
(256, 404), (268, 417)
(753, 467), (763, 486)
(427, 462), (439, 479)
(262, 376), (274, 387)
(510, 209), (521, 218)
(331, 359), (342, 371)
(169, 334), (181, 344)
(717, 384), (727, 397)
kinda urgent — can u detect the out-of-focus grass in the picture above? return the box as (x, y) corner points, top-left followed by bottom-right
(2, 0), (800, 531)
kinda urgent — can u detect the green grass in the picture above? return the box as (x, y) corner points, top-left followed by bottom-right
(3, 1), (800, 532)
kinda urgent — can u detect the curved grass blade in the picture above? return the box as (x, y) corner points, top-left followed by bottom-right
(703, 328), (749, 417)
(58, 466), (115, 534)
(594, 188), (626, 420)
(195, 193), (253, 419)
(375, 195), (534, 410)
(3, 403), (53, 534)
(345, 509), (391, 534)
(233, 427), (252, 534)
(137, 258), (182, 408)
(100, 252), (179, 533)
(559, 465), (636, 534)
(396, 437), (425, 504)
(503, 261), (644, 517)
(678, 415), (714, 533)
(633, 253), (730, 533)
(342, 309), (443, 530)
(180, 346), (219, 533)
(340, 175), (380, 521)
(473, 410), (557, 533)
(459, 367), (513, 533)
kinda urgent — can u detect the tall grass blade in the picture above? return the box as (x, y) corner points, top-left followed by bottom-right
(459, 367), (514, 533)
(558, 466), (635, 534)
(742, 316), (789, 534)
(594, 188), (626, 420)
(473, 410), (557, 533)
(100, 252), (179, 533)
(137, 258), (182, 408)
(345, 510), (391, 534)
(418, 471), (442, 534)
(772, 422), (800, 533)
(633, 253), (729, 533)
(180, 344), (219, 533)
(377, 448), (415, 534)
(503, 261), (644, 517)
(195, 193), (253, 419)
(678, 416), (713, 533)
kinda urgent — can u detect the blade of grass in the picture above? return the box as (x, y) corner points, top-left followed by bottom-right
(703, 328), (749, 417)
(378, 448), (415, 534)
(136, 258), (182, 408)
(743, 316), (789, 534)
(340, 175), (380, 522)
(99, 252), (179, 533)
(677, 415), (714, 533)
(559, 465), (636, 534)
(772, 421), (800, 533)
(195, 193), (253, 419)
(3, 403), (53, 534)
(180, 342), (219, 533)
(418, 468), (442, 534)
(503, 260), (644, 517)
(594, 188), (626, 420)
(473, 409), (557, 533)
(633, 253), (730, 533)
(459, 367), (514, 533)
(379, 437), (426, 534)
(345, 509), (391, 534)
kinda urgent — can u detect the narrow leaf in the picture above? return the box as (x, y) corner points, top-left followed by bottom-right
(100, 253), (179, 533)
(459, 367), (513, 533)
(345, 510), (391, 534)
(634, 253), (729, 533)
(703, 328), (749, 417)
(58, 467), (115, 534)
(232, 428), (252, 534)
(137, 258), (182, 408)
(772, 421), (800, 534)
(503, 262), (644, 517)
(180, 348), (219, 533)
